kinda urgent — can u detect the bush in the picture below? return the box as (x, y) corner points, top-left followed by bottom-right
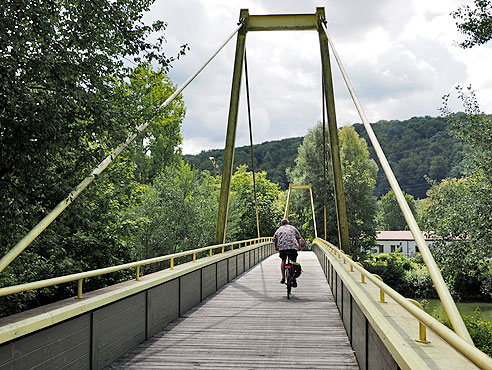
(362, 253), (437, 299)
(404, 264), (437, 299)
(441, 314), (492, 357)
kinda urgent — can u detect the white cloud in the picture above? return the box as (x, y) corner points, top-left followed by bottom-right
(145, 0), (492, 154)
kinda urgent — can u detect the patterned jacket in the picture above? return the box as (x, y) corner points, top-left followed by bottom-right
(273, 225), (301, 250)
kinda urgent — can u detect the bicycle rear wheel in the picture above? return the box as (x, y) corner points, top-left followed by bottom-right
(285, 255), (292, 299)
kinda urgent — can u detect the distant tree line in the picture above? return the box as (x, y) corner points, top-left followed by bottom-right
(183, 137), (303, 190)
(353, 116), (465, 199)
(185, 116), (465, 199)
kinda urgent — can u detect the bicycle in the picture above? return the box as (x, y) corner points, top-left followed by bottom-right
(284, 255), (299, 299)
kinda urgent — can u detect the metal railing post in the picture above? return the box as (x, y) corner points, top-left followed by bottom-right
(77, 279), (83, 299)
(408, 299), (430, 344)
(373, 274), (386, 303)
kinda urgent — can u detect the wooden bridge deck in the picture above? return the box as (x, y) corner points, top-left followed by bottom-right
(107, 251), (359, 369)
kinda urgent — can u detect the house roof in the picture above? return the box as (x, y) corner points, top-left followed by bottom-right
(376, 230), (434, 241)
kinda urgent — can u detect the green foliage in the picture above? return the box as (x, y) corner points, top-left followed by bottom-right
(363, 253), (412, 293)
(185, 116), (465, 201)
(0, 156), (143, 316)
(441, 315), (492, 356)
(452, 0), (492, 48)
(421, 177), (492, 300)
(287, 123), (331, 240)
(226, 165), (283, 241)
(288, 124), (378, 256)
(1, 0), (177, 210)
(126, 162), (218, 271)
(363, 253), (437, 299)
(353, 116), (464, 199)
(120, 64), (186, 184)
(184, 137), (303, 190)
(442, 87), (492, 165)
(0, 1), (187, 317)
(338, 126), (379, 256)
(419, 87), (492, 301)
(377, 190), (417, 230)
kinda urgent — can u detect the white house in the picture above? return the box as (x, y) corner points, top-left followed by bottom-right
(374, 230), (435, 257)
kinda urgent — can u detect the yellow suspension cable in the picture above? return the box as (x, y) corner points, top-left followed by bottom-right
(321, 22), (473, 345)
(0, 23), (244, 274)
(244, 49), (261, 239)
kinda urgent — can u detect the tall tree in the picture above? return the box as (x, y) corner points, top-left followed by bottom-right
(0, 1), (187, 315)
(127, 162), (218, 266)
(417, 4), (492, 300)
(422, 176), (492, 300)
(120, 64), (186, 184)
(421, 87), (492, 300)
(377, 190), (417, 231)
(226, 165), (283, 241)
(288, 124), (378, 256)
(0, 0), (181, 255)
(0, 0), (181, 204)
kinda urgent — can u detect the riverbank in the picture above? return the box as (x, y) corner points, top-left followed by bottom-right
(422, 299), (492, 356)
(422, 299), (492, 321)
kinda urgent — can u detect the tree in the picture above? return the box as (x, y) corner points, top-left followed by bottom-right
(0, 1), (187, 316)
(423, 6), (492, 299)
(226, 165), (283, 241)
(125, 162), (218, 271)
(421, 177), (492, 300)
(377, 190), (417, 231)
(452, 0), (492, 48)
(121, 64), (186, 184)
(339, 126), (379, 255)
(420, 87), (492, 300)
(183, 137), (303, 190)
(0, 0), (181, 209)
(353, 116), (464, 199)
(0, 154), (144, 317)
(288, 124), (378, 256)
(287, 123), (336, 240)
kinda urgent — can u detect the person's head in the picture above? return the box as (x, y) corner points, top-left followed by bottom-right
(281, 218), (289, 226)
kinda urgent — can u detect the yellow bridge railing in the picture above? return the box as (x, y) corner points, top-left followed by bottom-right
(0, 237), (272, 299)
(314, 238), (492, 369)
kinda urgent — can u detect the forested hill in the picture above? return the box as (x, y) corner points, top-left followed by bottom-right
(353, 116), (464, 199)
(183, 137), (303, 189)
(184, 115), (464, 198)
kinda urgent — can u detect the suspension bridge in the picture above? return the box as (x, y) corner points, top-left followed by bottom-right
(1, 8), (491, 370)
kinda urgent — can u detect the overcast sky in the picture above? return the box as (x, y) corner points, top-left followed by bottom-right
(144, 0), (492, 155)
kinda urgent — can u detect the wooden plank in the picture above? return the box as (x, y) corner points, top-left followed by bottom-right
(147, 279), (179, 338)
(228, 257), (237, 282)
(343, 285), (352, 340)
(107, 252), (358, 369)
(236, 254), (244, 275)
(93, 292), (146, 369)
(367, 324), (398, 370)
(352, 302), (367, 370)
(179, 271), (201, 316)
(201, 265), (217, 300)
(0, 314), (91, 370)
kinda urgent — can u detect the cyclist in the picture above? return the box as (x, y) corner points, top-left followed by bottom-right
(273, 218), (302, 287)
